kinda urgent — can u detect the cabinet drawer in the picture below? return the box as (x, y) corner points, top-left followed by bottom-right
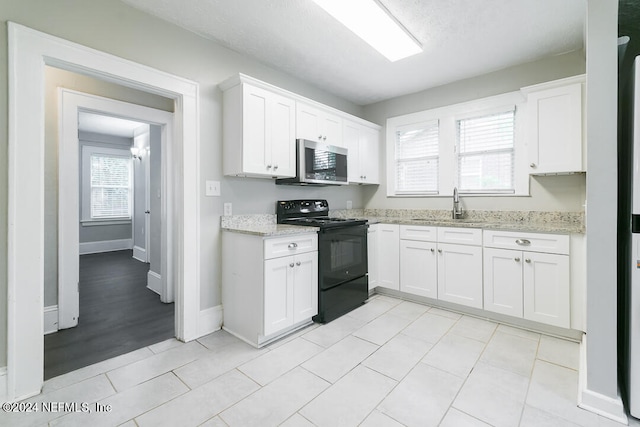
(264, 233), (318, 259)
(437, 227), (482, 246)
(400, 225), (437, 242)
(483, 230), (569, 255)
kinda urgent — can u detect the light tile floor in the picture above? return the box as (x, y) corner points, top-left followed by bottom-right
(2, 295), (637, 427)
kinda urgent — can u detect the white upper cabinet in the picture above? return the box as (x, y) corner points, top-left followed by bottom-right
(522, 75), (585, 175)
(344, 120), (380, 184)
(296, 102), (344, 147)
(222, 81), (296, 178)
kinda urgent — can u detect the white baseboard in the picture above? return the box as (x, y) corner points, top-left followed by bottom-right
(197, 305), (223, 337)
(0, 367), (6, 402)
(147, 270), (161, 295)
(44, 305), (59, 335)
(578, 335), (629, 424)
(79, 238), (132, 255)
(132, 245), (147, 262)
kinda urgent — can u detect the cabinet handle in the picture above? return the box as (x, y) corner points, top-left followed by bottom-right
(323, 136), (327, 141)
(289, 263), (295, 268)
(514, 257), (521, 262)
(266, 164), (272, 169)
(296, 261), (301, 266)
(530, 163), (537, 168)
(515, 239), (531, 246)
(525, 258), (531, 263)
(318, 135), (323, 140)
(430, 248), (435, 253)
(438, 249), (442, 253)
(273, 164), (278, 170)
(288, 243), (298, 249)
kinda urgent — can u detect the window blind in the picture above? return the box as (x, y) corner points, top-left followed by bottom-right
(457, 110), (515, 193)
(90, 154), (132, 219)
(395, 121), (439, 194)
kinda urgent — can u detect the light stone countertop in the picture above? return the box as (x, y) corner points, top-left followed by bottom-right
(220, 209), (585, 236)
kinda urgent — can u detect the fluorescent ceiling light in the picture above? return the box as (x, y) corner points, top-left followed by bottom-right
(312, 0), (422, 62)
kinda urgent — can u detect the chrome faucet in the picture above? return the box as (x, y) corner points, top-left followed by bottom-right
(452, 187), (463, 219)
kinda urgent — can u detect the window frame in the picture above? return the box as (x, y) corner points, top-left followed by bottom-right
(81, 145), (133, 224)
(394, 119), (440, 195)
(386, 91), (528, 198)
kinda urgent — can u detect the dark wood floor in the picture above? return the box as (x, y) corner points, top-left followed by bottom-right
(44, 250), (174, 380)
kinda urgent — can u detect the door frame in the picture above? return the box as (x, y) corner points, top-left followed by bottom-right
(59, 90), (175, 329)
(7, 22), (201, 401)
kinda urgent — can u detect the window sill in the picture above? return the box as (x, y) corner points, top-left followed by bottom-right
(81, 219), (132, 227)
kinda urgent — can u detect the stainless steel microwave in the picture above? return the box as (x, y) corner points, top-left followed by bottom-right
(276, 139), (348, 186)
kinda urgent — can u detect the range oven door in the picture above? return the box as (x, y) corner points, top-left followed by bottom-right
(318, 224), (368, 290)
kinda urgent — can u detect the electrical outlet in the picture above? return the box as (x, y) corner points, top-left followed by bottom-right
(223, 203), (232, 216)
(346, 200), (353, 210)
(205, 180), (220, 197)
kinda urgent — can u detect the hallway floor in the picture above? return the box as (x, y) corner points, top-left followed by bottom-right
(6, 294), (634, 426)
(44, 250), (174, 379)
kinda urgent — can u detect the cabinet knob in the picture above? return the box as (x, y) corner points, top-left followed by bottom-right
(514, 257), (521, 262)
(318, 135), (323, 140)
(323, 136), (327, 141)
(438, 249), (442, 254)
(289, 263), (295, 268)
(288, 243), (298, 249)
(273, 164), (279, 170)
(266, 164), (272, 169)
(525, 258), (531, 263)
(530, 163), (537, 168)
(430, 248), (435, 253)
(296, 261), (301, 266)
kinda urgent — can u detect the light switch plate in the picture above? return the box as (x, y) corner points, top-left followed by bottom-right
(223, 203), (232, 216)
(346, 200), (353, 210)
(205, 180), (220, 197)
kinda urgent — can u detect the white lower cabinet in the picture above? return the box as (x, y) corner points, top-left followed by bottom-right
(222, 231), (318, 347)
(367, 224), (379, 290)
(400, 239), (438, 298)
(437, 242), (483, 309)
(377, 224), (400, 290)
(483, 230), (570, 328)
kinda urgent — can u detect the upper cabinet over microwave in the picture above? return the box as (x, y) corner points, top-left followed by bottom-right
(220, 74), (381, 183)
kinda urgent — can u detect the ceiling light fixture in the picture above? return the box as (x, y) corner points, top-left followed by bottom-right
(312, 0), (422, 62)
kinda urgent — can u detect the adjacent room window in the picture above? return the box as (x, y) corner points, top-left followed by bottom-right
(456, 109), (516, 193)
(394, 120), (439, 194)
(82, 146), (132, 221)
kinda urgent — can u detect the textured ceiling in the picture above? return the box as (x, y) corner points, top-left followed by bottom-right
(120, 0), (585, 106)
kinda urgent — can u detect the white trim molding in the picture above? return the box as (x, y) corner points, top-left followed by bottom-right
(7, 22), (200, 401)
(578, 335), (628, 424)
(43, 306), (59, 335)
(147, 270), (162, 295)
(79, 239), (133, 255)
(197, 305), (224, 338)
(132, 245), (147, 262)
(0, 367), (7, 403)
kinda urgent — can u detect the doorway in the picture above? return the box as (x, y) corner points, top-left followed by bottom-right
(8, 23), (201, 401)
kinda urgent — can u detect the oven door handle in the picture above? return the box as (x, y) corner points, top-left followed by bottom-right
(319, 223), (369, 234)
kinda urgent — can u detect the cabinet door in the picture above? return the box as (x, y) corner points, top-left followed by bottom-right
(292, 251), (318, 323)
(322, 112), (343, 147)
(400, 240), (437, 298)
(242, 85), (271, 175)
(523, 252), (570, 328)
(527, 83), (583, 174)
(367, 224), (379, 290)
(360, 126), (379, 184)
(483, 248), (523, 317)
(296, 103), (322, 142)
(437, 243), (483, 309)
(344, 121), (362, 183)
(264, 257), (294, 336)
(377, 224), (400, 290)
(269, 93), (296, 177)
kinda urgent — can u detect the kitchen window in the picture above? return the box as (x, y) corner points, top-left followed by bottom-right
(456, 109), (515, 194)
(394, 120), (439, 194)
(386, 92), (527, 197)
(81, 145), (133, 223)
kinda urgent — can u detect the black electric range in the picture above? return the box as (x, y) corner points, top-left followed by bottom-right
(277, 200), (369, 323)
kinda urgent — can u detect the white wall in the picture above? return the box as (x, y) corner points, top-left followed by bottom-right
(362, 51), (587, 212)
